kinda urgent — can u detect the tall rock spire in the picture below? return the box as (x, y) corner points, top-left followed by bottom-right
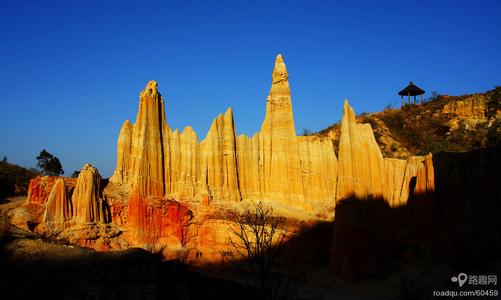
(336, 100), (388, 201)
(72, 164), (109, 224)
(110, 120), (133, 187)
(258, 54), (304, 205)
(261, 54), (296, 135)
(110, 56), (338, 210)
(111, 80), (168, 197)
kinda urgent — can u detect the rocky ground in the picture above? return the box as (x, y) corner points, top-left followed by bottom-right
(3, 196), (499, 299)
(1, 197), (260, 299)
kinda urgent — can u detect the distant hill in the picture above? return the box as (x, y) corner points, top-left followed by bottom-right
(316, 87), (501, 158)
(0, 160), (39, 197)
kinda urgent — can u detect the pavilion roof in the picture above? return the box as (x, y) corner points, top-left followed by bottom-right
(398, 81), (425, 96)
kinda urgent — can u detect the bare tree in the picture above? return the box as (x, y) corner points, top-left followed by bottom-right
(222, 202), (303, 300)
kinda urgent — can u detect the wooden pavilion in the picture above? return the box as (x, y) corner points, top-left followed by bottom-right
(399, 81), (425, 105)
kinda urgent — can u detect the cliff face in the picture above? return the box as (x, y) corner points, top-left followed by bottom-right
(330, 101), (436, 279)
(26, 176), (60, 206)
(40, 164), (110, 229)
(43, 178), (71, 225)
(23, 54), (476, 280)
(110, 55), (338, 210)
(103, 55), (439, 270)
(256, 54), (305, 206)
(72, 164), (109, 224)
(200, 108), (241, 202)
(237, 55), (337, 209)
(336, 100), (388, 202)
(111, 81), (167, 198)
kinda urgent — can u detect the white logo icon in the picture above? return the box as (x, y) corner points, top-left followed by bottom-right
(451, 273), (468, 287)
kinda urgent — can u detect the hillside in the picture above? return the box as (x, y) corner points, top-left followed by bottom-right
(0, 161), (39, 198)
(316, 87), (501, 158)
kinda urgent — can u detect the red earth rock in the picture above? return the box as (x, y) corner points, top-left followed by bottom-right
(26, 176), (77, 207)
(126, 191), (192, 250)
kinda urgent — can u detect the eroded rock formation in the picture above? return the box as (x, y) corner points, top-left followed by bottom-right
(330, 101), (436, 279)
(126, 192), (192, 256)
(19, 54), (454, 279)
(43, 178), (71, 224)
(111, 55), (337, 211)
(336, 100), (388, 202)
(72, 163), (109, 224)
(26, 176), (60, 206)
(27, 165), (114, 247)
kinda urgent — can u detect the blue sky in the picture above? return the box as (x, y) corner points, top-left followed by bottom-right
(1, 0), (500, 177)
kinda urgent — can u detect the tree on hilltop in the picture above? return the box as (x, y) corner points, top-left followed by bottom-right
(36, 149), (64, 176)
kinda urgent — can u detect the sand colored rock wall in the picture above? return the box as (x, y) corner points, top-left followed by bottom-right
(126, 192), (192, 251)
(330, 101), (437, 279)
(72, 164), (109, 224)
(199, 108), (241, 202)
(385, 156), (425, 207)
(336, 100), (388, 202)
(43, 178), (71, 224)
(110, 55), (338, 210)
(298, 136), (338, 204)
(166, 127), (201, 199)
(26, 176), (59, 206)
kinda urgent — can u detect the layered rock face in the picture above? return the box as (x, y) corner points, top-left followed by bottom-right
(255, 55), (308, 206)
(112, 80), (167, 198)
(237, 56), (337, 209)
(384, 156), (424, 207)
(20, 54), (457, 279)
(41, 164), (110, 228)
(111, 55), (337, 210)
(199, 108), (241, 202)
(331, 101), (393, 278)
(43, 178), (71, 224)
(330, 101), (436, 279)
(334, 100), (433, 208)
(72, 164), (109, 224)
(442, 94), (488, 129)
(336, 100), (388, 202)
(126, 193), (192, 256)
(26, 176), (60, 206)
(23, 176), (76, 229)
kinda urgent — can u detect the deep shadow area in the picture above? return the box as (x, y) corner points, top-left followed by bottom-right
(333, 147), (501, 276)
(0, 147), (500, 299)
(432, 147), (501, 269)
(0, 235), (258, 300)
(328, 146), (501, 298)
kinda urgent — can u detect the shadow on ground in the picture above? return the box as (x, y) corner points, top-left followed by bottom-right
(0, 147), (499, 299)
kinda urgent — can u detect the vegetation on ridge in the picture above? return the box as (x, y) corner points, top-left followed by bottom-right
(316, 87), (501, 158)
(0, 159), (39, 197)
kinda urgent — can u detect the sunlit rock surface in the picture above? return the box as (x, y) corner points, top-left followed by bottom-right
(110, 55), (338, 211)
(18, 54), (487, 281)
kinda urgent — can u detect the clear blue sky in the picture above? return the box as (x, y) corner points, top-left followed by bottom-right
(1, 0), (500, 177)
